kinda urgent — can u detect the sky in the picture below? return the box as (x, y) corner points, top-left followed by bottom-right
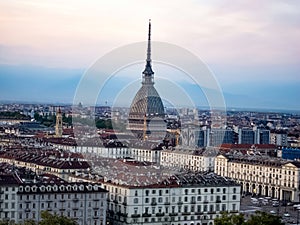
(0, 0), (299, 111)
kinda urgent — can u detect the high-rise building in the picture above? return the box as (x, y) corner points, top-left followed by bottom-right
(255, 128), (270, 144)
(270, 131), (288, 146)
(181, 127), (235, 147)
(128, 20), (166, 141)
(238, 128), (255, 144)
(238, 128), (270, 145)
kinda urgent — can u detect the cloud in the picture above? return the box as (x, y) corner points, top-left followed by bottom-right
(0, 0), (299, 68)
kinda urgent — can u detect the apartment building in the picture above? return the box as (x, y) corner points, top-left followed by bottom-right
(101, 172), (241, 225)
(215, 154), (300, 202)
(0, 174), (108, 225)
(160, 148), (217, 172)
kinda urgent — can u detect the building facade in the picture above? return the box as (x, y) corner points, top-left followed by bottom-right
(0, 178), (108, 225)
(215, 154), (300, 202)
(101, 172), (241, 225)
(160, 148), (217, 172)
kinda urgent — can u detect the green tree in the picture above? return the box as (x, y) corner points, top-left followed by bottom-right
(246, 211), (284, 225)
(0, 220), (16, 225)
(214, 212), (246, 225)
(23, 220), (37, 225)
(214, 211), (285, 225)
(39, 211), (78, 225)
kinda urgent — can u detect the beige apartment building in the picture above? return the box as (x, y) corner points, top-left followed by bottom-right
(215, 154), (300, 202)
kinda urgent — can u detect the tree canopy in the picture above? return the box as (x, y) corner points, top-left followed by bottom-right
(214, 211), (284, 225)
(0, 211), (77, 225)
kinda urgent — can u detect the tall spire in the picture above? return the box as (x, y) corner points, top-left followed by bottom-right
(143, 19), (154, 77)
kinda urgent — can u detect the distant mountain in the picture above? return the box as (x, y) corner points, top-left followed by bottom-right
(0, 64), (299, 111)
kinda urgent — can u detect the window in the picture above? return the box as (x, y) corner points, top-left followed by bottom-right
(233, 188), (236, 193)
(184, 206), (188, 212)
(232, 195), (236, 200)
(223, 188), (226, 194)
(135, 190), (138, 196)
(232, 204), (236, 211)
(222, 204), (226, 211)
(134, 198), (138, 203)
(145, 198), (149, 203)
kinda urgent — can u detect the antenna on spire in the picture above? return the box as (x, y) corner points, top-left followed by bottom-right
(142, 19), (154, 78)
(147, 19), (151, 62)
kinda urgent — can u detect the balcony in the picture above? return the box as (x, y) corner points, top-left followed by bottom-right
(151, 202), (157, 206)
(113, 200), (118, 204)
(216, 200), (221, 203)
(164, 202), (170, 205)
(108, 210), (114, 215)
(177, 201), (183, 205)
(195, 212), (203, 215)
(142, 213), (151, 217)
(122, 202), (127, 206)
(118, 212), (128, 217)
(169, 213), (178, 216)
(190, 200), (196, 204)
(156, 212), (165, 217)
(182, 212), (191, 215)
(25, 208), (31, 212)
(73, 198), (79, 203)
(203, 201), (209, 204)
(131, 214), (140, 218)
(208, 211), (216, 214)
(230, 210), (239, 213)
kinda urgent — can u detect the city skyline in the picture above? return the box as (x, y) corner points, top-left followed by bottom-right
(0, 0), (299, 111)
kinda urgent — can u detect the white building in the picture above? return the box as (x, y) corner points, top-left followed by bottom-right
(270, 132), (288, 146)
(101, 172), (241, 225)
(0, 175), (108, 225)
(160, 148), (217, 172)
(215, 154), (300, 202)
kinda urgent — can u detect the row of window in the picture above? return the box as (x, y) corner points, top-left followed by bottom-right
(133, 187), (236, 196)
(19, 193), (104, 200)
(132, 194), (237, 204)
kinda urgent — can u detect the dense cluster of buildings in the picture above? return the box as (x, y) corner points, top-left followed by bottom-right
(0, 21), (299, 225)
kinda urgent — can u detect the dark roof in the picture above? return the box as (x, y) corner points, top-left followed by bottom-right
(0, 174), (21, 186)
